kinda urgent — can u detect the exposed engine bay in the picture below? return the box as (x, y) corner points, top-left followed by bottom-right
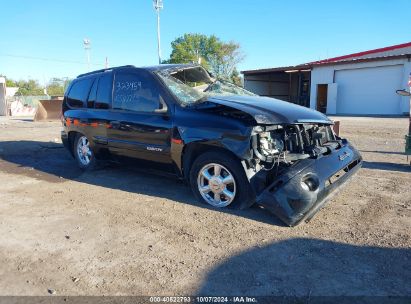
(251, 123), (338, 170)
(245, 123), (349, 199)
(243, 122), (362, 226)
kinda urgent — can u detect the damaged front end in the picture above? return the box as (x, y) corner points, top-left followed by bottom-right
(246, 123), (362, 226)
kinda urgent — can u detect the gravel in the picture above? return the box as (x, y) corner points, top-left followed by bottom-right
(0, 116), (409, 296)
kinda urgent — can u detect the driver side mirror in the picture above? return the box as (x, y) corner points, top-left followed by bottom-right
(154, 96), (168, 114)
(396, 89), (411, 97)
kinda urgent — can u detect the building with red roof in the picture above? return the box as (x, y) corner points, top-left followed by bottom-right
(242, 42), (411, 115)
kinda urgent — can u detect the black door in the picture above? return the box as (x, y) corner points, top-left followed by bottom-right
(86, 72), (113, 152)
(107, 69), (172, 167)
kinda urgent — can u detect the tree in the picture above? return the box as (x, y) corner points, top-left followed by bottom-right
(166, 34), (208, 66)
(165, 33), (244, 82)
(0, 75), (72, 96)
(15, 79), (43, 96)
(0, 75), (17, 87)
(207, 41), (244, 80)
(6, 78), (17, 87)
(230, 68), (243, 87)
(47, 77), (71, 96)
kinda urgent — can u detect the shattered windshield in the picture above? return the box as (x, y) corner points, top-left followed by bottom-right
(156, 66), (256, 106)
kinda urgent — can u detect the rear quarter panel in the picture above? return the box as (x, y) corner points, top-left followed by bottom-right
(63, 109), (110, 154)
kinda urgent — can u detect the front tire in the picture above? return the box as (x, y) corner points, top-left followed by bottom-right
(189, 151), (255, 209)
(73, 134), (96, 170)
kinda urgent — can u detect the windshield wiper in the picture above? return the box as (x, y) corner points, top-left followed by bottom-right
(203, 79), (218, 92)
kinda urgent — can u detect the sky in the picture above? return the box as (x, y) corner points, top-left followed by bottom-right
(1, 0), (411, 84)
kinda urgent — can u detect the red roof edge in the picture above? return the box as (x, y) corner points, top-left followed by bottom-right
(310, 41), (411, 64)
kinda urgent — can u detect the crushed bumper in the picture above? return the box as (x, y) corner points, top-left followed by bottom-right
(256, 140), (362, 226)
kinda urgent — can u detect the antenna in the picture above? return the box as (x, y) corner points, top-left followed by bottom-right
(153, 0), (163, 64)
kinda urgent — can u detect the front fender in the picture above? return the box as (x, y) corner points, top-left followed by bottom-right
(172, 106), (254, 177)
(179, 126), (253, 160)
(173, 126), (253, 179)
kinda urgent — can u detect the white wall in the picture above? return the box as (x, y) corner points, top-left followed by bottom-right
(0, 77), (6, 116)
(6, 87), (19, 97)
(309, 58), (411, 115)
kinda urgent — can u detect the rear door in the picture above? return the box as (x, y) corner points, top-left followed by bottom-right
(87, 72), (113, 148)
(106, 69), (172, 166)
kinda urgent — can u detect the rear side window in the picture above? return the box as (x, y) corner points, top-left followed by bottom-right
(113, 71), (160, 112)
(95, 73), (113, 109)
(67, 78), (94, 108)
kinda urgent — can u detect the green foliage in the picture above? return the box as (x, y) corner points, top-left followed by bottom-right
(230, 68), (243, 87)
(47, 83), (64, 96)
(165, 33), (244, 82)
(6, 79), (17, 87)
(47, 78), (71, 96)
(0, 75), (71, 96)
(15, 79), (44, 96)
(0, 75), (17, 87)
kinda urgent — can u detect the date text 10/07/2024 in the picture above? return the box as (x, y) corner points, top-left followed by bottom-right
(149, 296), (258, 303)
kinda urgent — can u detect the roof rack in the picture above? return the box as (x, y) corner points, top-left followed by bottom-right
(77, 65), (136, 78)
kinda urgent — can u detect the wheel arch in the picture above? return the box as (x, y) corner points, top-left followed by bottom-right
(181, 142), (243, 182)
(67, 131), (80, 157)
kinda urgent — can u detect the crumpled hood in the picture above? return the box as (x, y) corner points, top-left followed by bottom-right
(206, 95), (332, 125)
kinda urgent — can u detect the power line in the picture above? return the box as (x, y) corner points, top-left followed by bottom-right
(0, 53), (105, 66)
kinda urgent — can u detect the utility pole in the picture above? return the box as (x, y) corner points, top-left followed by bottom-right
(83, 38), (91, 71)
(153, 0), (163, 64)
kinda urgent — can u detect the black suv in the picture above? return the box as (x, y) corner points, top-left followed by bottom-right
(61, 64), (362, 226)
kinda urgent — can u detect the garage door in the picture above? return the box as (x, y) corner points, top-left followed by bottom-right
(335, 65), (403, 115)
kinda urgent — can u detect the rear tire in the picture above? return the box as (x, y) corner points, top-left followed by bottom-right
(73, 134), (96, 171)
(189, 151), (255, 209)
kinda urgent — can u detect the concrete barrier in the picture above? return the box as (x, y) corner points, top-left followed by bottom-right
(0, 77), (6, 116)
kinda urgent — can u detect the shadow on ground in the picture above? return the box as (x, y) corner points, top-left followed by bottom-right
(360, 149), (405, 156)
(197, 238), (411, 297)
(0, 140), (284, 226)
(362, 160), (411, 173)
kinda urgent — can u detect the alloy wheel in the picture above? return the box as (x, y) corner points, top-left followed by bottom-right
(76, 136), (92, 166)
(197, 163), (236, 207)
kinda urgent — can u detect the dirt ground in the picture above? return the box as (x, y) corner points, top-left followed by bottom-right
(0, 116), (409, 297)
